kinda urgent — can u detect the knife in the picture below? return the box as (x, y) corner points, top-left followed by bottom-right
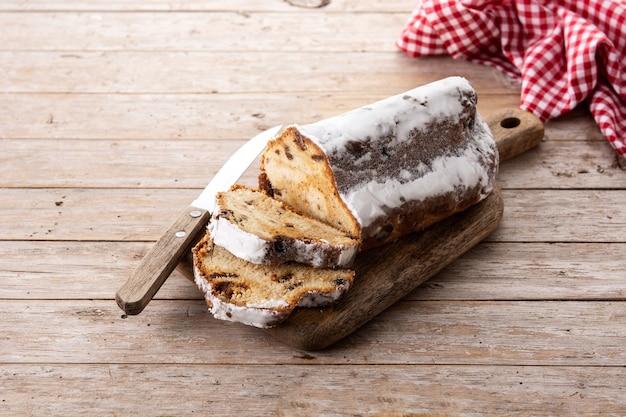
(115, 125), (283, 315)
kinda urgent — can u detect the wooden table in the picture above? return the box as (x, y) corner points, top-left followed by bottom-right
(2, 1), (626, 415)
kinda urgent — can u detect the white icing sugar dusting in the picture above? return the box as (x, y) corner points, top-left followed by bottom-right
(247, 299), (290, 309)
(193, 261), (288, 328)
(336, 244), (358, 267)
(299, 76), (471, 156)
(211, 303), (285, 328)
(354, 152), (373, 165)
(399, 169), (412, 180)
(290, 239), (358, 267)
(343, 126), (495, 228)
(208, 214), (268, 265)
(297, 283), (351, 308)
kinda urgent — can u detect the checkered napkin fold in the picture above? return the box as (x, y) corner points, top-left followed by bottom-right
(396, 0), (626, 158)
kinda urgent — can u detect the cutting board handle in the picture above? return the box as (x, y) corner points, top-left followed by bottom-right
(486, 108), (544, 162)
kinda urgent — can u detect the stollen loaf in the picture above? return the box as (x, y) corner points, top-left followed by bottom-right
(259, 76), (498, 251)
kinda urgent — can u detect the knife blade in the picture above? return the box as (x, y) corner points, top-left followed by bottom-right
(115, 125), (283, 315)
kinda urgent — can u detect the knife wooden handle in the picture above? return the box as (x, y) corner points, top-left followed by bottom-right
(115, 206), (211, 315)
(486, 108), (544, 162)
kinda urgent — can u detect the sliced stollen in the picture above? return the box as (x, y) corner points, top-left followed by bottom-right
(192, 232), (355, 328)
(208, 185), (360, 268)
(193, 77), (498, 330)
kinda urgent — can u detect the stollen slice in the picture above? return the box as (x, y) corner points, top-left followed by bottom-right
(192, 232), (355, 328)
(209, 185), (359, 268)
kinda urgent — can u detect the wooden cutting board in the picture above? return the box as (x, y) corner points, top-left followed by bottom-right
(176, 108), (544, 350)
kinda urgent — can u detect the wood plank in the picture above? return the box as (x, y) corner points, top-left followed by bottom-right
(2, 188), (625, 242)
(0, 241), (201, 300)
(0, 51), (519, 95)
(415, 242), (626, 301)
(0, 92), (524, 140)
(2, 363), (626, 416)
(2, 136), (624, 189)
(0, 11), (408, 52)
(497, 139), (626, 190)
(0, 92), (604, 144)
(0, 188), (198, 241)
(0, 0), (417, 12)
(2, 241), (625, 302)
(492, 189), (626, 243)
(0, 138), (252, 189)
(2, 240), (625, 301)
(547, 105), (606, 141)
(2, 299), (626, 365)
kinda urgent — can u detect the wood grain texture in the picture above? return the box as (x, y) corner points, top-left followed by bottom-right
(3, 299), (626, 365)
(0, 92), (525, 140)
(3, 241), (625, 301)
(0, 12), (408, 52)
(0, 0), (416, 12)
(3, 0), (626, 414)
(4, 363), (624, 416)
(0, 52), (516, 95)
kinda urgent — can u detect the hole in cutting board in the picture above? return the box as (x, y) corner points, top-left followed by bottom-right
(500, 117), (521, 129)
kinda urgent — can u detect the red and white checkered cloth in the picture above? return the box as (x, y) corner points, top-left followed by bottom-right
(396, 0), (626, 157)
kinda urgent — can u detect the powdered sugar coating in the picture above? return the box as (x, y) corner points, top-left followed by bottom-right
(342, 118), (495, 227)
(193, 259), (289, 328)
(296, 76), (498, 231)
(208, 214), (269, 264)
(300, 77), (469, 155)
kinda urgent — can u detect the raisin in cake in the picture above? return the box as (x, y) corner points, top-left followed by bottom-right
(192, 233), (354, 328)
(209, 185), (359, 268)
(259, 76), (499, 250)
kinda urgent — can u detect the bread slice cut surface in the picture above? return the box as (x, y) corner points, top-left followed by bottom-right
(193, 232), (355, 328)
(209, 185), (360, 268)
